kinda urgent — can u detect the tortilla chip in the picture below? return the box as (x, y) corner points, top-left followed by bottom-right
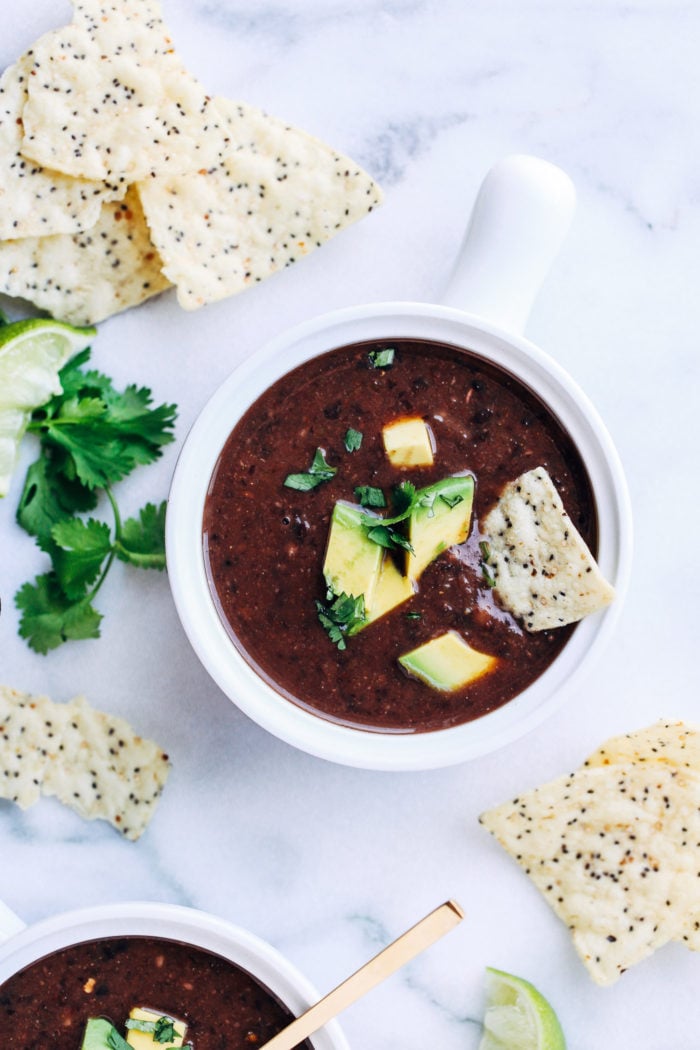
(0, 686), (56, 808)
(585, 719), (700, 773)
(0, 57), (126, 239)
(584, 719), (700, 950)
(0, 685), (170, 839)
(480, 762), (700, 985)
(0, 186), (171, 325)
(42, 696), (170, 841)
(481, 467), (615, 631)
(19, 0), (229, 182)
(136, 97), (383, 309)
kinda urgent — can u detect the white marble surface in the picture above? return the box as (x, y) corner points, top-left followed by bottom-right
(1, 1), (700, 1047)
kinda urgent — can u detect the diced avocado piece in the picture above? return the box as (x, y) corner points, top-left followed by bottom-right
(382, 417), (434, 467)
(364, 556), (415, 626)
(126, 1007), (186, 1049)
(406, 475), (474, 582)
(81, 1018), (126, 1050)
(323, 502), (417, 632)
(323, 501), (383, 614)
(398, 631), (497, 691)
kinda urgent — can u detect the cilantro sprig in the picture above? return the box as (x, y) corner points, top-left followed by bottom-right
(316, 589), (366, 650)
(14, 349), (177, 654)
(283, 447), (337, 491)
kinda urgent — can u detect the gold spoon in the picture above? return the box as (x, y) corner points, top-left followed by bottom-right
(259, 899), (464, 1050)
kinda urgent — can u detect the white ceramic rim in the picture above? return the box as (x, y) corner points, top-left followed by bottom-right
(0, 900), (349, 1050)
(166, 300), (633, 771)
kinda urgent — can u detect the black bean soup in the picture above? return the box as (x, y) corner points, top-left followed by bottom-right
(0, 935), (312, 1049)
(203, 339), (595, 732)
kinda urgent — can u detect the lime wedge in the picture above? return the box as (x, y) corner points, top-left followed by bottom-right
(0, 318), (96, 496)
(478, 967), (566, 1050)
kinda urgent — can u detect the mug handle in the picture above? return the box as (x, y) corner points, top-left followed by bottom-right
(0, 897), (26, 943)
(441, 154), (576, 335)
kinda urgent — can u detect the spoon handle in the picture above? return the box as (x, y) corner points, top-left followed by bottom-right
(259, 900), (464, 1050)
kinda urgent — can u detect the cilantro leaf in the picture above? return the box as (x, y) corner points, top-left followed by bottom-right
(365, 524), (414, 554)
(387, 480), (417, 520)
(359, 480), (418, 554)
(316, 590), (366, 649)
(17, 454), (96, 543)
(154, 1018), (178, 1043)
(116, 501), (167, 569)
(51, 517), (112, 600)
(344, 428), (363, 452)
(479, 540), (496, 588)
(284, 447), (337, 491)
(368, 347), (395, 369)
(28, 353), (177, 491)
(106, 1027), (132, 1050)
(354, 485), (386, 508)
(15, 573), (102, 653)
(125, 1016), (178, 1042)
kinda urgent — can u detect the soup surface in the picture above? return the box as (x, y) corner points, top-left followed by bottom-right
(0, 935), (311, 1049)
(203, 339), (595, 732)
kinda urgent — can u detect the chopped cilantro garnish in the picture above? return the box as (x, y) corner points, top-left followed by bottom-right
(440, 493), (464, 509)
(359, 480), (418, 554)
(284, 447), (337, 491)
(14, 349), (175, 654)
(368, 347), (396, 369)
(106, 1027), (132, 1050)
(316, 589), (366, 649)
(344, 427), (363, 452)
(479, 540), (496, 588)
(355, 485), (386, 508)
(125, 1015), (179, 1043)
(365, 523), (414, 554)
(154, 1018), (178, 1044)
(404, 611), (422, 620)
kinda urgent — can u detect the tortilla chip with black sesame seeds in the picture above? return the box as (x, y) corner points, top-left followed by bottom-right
(0, 56), (127, 240)
(584, 719), (700, 951)
(0, 685), (170, 840)
(480, 722), (700, 985)
(0, 186), (171, 326)
(0, 0), (382, 323)
(19, 0), (229, 183)
(135, 97), (383, 309)
(481, 466), (615, 631)
(0, 686), (58, 808)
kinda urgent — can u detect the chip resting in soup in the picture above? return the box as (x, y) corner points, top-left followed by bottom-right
(203, 338), (612, 734)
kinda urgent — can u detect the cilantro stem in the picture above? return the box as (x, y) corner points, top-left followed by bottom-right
(105, 484), (122, 540)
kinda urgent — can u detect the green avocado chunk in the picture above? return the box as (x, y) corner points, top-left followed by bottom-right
(398, 631), (497, 691)
(323, 501), (382, 620)
(322, 501), (415, 630)
(81, 1018), (130, 1050)
(406, 475), (474, 581)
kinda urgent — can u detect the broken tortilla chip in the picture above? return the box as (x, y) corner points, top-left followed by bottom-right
(0, 56), (126, 239)
(481, 466), (615, 631)
(480, 720), (700, 984)
(136, 97), (383, 309)
(0, 187), (171, 325)
(584, 719), (700, 951)
(19, 0), (229, 182)
(0, 685), (170, 840)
